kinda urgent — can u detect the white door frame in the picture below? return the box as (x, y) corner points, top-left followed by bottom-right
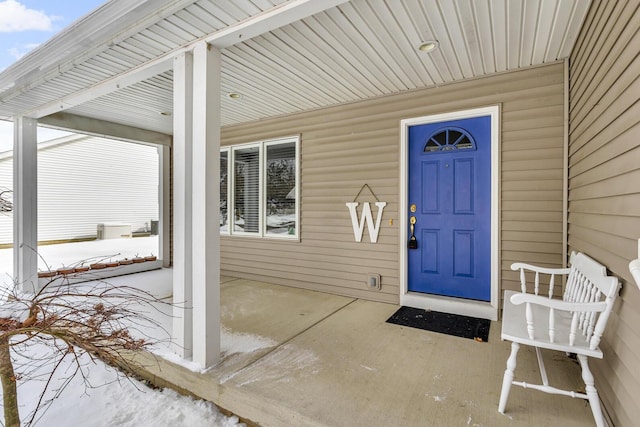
(399, 106), (500, 321)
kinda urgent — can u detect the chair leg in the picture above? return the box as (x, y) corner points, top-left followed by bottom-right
(498, 342), (520, 414)
(577, 354), (605, 427)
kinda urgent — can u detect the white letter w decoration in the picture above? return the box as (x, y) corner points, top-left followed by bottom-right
(346, 202), (387, 243)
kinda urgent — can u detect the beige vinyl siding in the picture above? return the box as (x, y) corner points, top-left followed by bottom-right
(568, 1), (640, 425)
(220, 62), (566, 304)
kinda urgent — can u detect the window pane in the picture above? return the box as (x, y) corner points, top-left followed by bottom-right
(266, 142), (296, 236)
(220, 151), (228, 233)
(234, 146), (260, 233)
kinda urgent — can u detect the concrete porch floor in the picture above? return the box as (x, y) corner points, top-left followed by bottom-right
(136, 276), (599, 427)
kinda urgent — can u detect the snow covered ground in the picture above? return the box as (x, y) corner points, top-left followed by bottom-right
(0, 237), (264, 427)
(13, 345), (245, 427)
(0, 236), (161, 288)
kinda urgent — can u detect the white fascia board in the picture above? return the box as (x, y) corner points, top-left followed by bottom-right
(0, 128), (86, 160)
(34, 133), (88, 151)
(0, 134), (102, 160)
(0, 0), (195, 102)
(22, 0), (352, 120)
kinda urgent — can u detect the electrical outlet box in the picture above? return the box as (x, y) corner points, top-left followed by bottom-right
(366, 273), (381, 290)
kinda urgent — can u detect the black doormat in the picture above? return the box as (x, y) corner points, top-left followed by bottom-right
(386, 306), (490, 342)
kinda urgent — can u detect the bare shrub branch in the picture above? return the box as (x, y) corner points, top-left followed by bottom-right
(0, 267), (174, 426)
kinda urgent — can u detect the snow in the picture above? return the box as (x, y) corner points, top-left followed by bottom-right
(220, 214), (295, 235)
(220, 327), (277, 357)
(10, 342), (245, 427)
(153, 327), (277, 374)
(0, 300), (29, 321)
(0, 236), (161, 283)
(0, 237), (274, 427)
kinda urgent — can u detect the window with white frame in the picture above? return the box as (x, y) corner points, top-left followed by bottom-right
(220, 136), (299, 239)
(220, 150), (228, 231)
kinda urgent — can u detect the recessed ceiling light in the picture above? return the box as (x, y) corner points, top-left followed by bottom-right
(418, 41), (439, 53)
(227, 92), (243, 99)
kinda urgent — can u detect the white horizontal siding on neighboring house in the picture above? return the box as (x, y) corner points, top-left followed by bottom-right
(0, 151), (11, 245)
(0, 135), (159, 245)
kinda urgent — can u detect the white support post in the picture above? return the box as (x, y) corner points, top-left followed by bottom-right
(13, 117), (38, 293)
(158, 145), (171, 268)
(191, 41), (221, 368)
(172, 51), (194, 359)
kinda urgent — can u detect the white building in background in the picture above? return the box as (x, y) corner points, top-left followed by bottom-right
(0, 134), (159, 246)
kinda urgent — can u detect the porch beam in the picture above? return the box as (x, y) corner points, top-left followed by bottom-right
(13, 117), (38, 293)
(172, 51), (194, 359)
(21, 0), (350, 121)
(39, 112), (172, 146)
(191, 41), (221, 368)
(205, 0), (351, 48)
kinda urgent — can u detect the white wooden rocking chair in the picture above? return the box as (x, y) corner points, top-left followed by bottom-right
(499, 252), (620, 427)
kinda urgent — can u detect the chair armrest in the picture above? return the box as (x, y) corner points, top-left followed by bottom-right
(509, 293), (607, 313)
(510, 263), (570, 275)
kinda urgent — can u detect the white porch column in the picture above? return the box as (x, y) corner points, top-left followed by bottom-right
(172, 51), (194, 358)
(158, 144), (171, 269)
(13, 117), (38, 293)
(191, 41), (221, 368)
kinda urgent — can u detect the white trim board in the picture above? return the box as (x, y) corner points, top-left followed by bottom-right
(399, 105), (500, 321)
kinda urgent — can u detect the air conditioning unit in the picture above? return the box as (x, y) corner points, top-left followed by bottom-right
(97, 223), (132, 239)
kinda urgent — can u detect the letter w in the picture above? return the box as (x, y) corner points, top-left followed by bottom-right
(346, 202), (387, 243)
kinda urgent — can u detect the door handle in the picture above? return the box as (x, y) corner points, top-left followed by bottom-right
(408, 216), (418, 249)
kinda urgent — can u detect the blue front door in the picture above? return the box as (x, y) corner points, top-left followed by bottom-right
(407, 116), (491, 301)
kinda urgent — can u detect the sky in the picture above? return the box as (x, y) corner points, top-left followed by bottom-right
(0, 0), (106, 152)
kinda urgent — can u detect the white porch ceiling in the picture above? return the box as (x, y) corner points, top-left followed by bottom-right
(0, 0), (591, 136)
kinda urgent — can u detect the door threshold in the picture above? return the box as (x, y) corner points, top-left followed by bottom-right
(401, 292), (498, 321)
